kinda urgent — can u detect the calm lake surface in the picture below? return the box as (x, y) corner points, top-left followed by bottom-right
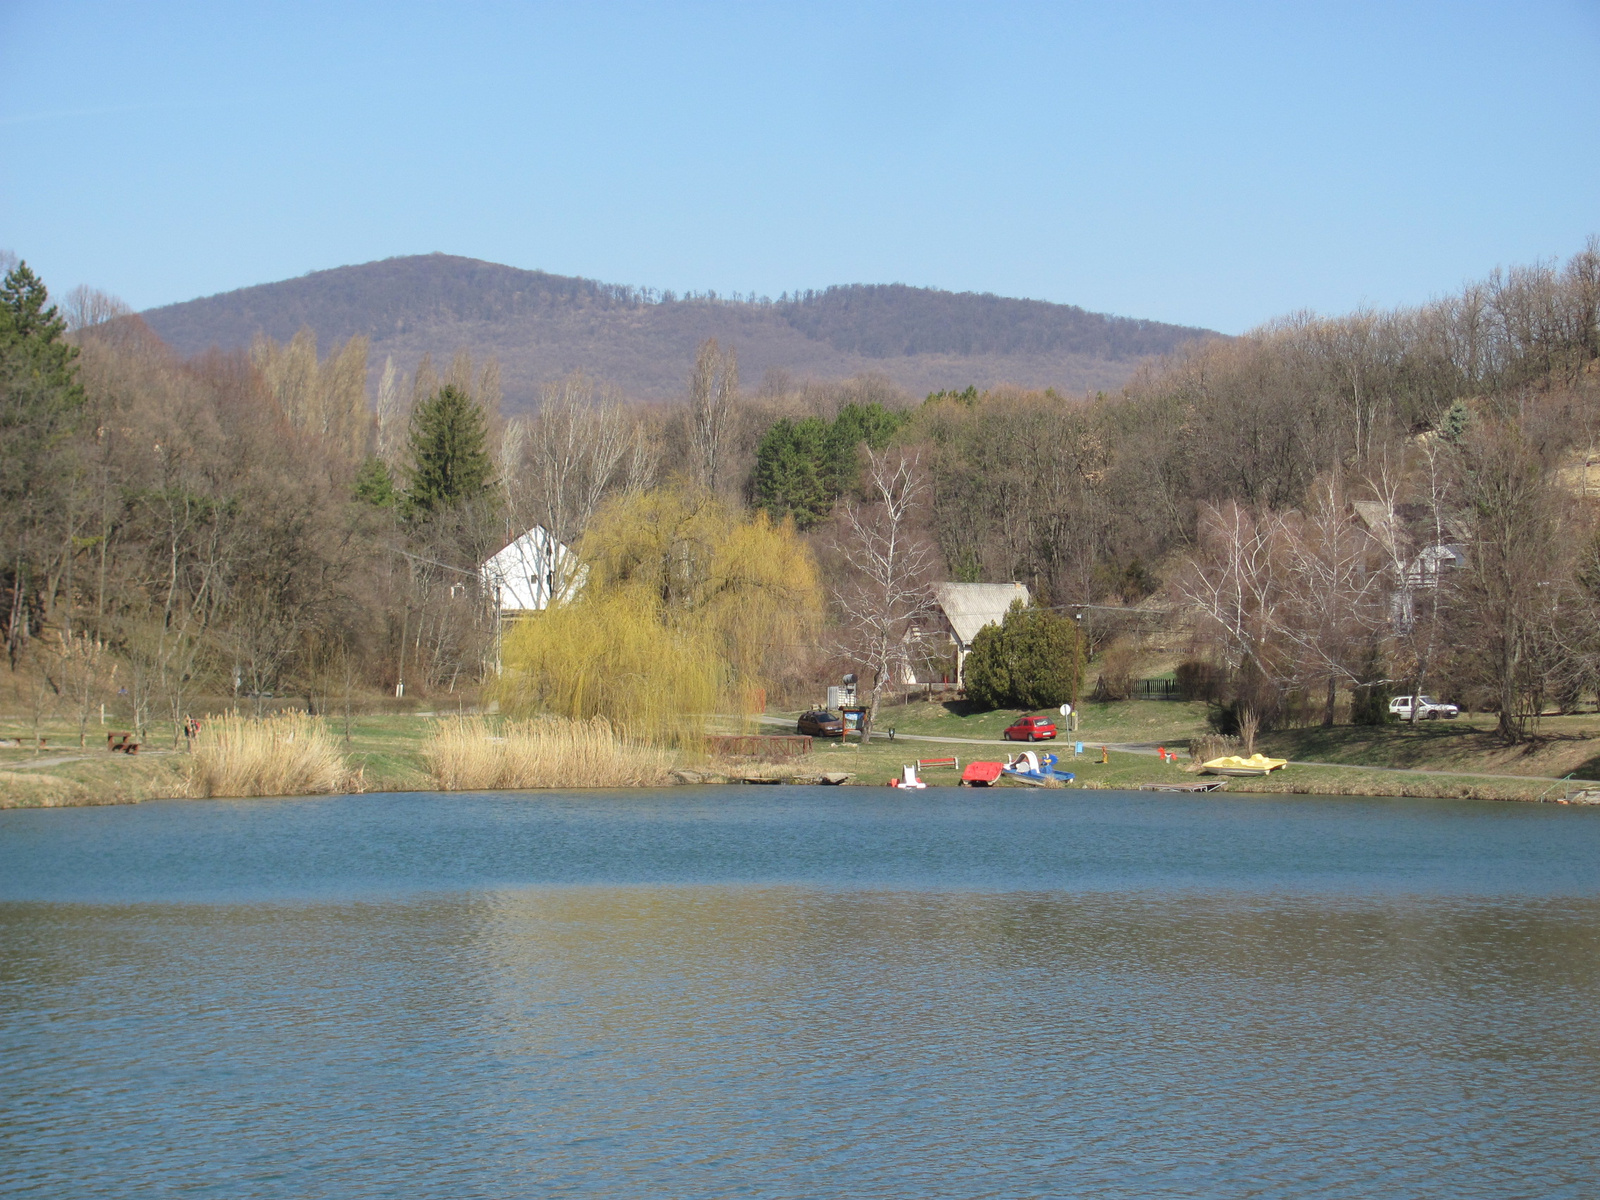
(3, 788), (1599, 1198)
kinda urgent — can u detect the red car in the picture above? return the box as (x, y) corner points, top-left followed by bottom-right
(1004, 715), (1057, 742)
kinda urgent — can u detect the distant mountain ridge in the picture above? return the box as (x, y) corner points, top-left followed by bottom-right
(141, 254), (1218, 410)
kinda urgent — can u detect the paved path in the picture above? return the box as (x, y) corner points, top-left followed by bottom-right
(2, 749), (175, 771)
(757, 715), (1578, 785)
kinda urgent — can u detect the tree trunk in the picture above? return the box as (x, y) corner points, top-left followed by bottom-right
(863, 670), (885, 742)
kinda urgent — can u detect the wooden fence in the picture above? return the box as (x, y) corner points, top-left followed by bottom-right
(1134, 679), (1181, 699)
(706, 734), (813, 760)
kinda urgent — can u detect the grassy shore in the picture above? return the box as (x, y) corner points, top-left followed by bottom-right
(2, 700), (1596, 808)
(789, 699), (1589, 801)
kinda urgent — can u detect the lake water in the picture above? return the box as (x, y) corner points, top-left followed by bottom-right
(3, 788), (1599, 1198)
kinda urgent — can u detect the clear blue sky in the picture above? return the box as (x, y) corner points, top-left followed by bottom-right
(3, 1), (1596, 334)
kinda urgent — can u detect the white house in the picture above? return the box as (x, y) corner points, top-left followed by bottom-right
(925, 581), (1031, 684)
(479, 526), (581, 614)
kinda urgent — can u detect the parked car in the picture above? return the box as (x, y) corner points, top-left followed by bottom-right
(1003, 715), (1057, 741)
(797, 708), (845, 737)
(1388, 695), (1459, 720)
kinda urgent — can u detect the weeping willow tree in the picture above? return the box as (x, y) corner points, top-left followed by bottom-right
(499, 487), (822, 745)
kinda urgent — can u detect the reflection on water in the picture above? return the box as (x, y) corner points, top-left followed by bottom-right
(2, 791), (1599, 1197)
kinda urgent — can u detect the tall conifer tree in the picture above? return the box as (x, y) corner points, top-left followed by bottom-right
(403, 385), (493, 514)
(1, 262), (86, 657)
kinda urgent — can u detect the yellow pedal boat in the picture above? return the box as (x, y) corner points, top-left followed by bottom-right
(1201, 753), (1289, 776)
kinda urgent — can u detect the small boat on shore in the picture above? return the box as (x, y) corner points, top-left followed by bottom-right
(1200, 754), (1288, 777)
(1001, 751), (1076, 785)
(961, 761), (1004, 787)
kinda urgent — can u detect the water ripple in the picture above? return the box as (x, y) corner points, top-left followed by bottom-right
(3, 792), (1599, 1197)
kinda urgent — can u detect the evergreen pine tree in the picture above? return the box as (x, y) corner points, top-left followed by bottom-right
(1, 262), (86, 655)
(751, 402), (909, 528)
(353, 456), (398, 508)
(753, 417), (832, 529)
(403, 385), (493, 514)
(1, 261), (85, 497)
(824, 401), (906, 494)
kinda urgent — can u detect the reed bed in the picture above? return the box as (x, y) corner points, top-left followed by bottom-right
(187, 711), (355, 798)
(425, 716), (674, 790)
(1188, 734), (1241, 765)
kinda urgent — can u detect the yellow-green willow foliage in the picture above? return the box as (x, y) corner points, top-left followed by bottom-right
(499, 488), (822, 745)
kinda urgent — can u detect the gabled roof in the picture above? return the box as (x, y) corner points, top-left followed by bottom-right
(1352, 501), (1398, 552)
(933, 581), (1030, 646)
(1354, 501), (1473, 555)
(480, 526), (579, 612)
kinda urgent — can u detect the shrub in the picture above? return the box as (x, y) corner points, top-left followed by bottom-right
(964, 600), (1083, 710)
(1206, 699), (1271, 748)
(1188, 734), (1241, 763)
(1351, 680), (1394, 725)
(187, 711), (354, 798)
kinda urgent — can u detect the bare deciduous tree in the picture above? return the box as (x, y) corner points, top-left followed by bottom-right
(61, 286), (131, 333)
(1177, 491), (1388, 732)
(375, 355), (409, 463)
(688, 338), (738, 494)
(1273, 477), (1389, 724)
(1450, 416), (1569, 741)
(833, 449), (937, 738)
(508, 372), (637, 596)
(252, 329), (372, 461)
(1176, 501), (1285, 682)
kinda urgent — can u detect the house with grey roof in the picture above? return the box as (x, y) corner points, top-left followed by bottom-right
(923, 581), (1031, 685)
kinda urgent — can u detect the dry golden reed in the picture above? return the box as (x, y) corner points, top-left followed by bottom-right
(186, 710), (355, 798)
(424, 716), (673, 790)
(1188, 734), (1241, 764)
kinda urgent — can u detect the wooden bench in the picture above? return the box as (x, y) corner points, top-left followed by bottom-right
(916, 756), (960, 770)
(107, 731), (141, 754)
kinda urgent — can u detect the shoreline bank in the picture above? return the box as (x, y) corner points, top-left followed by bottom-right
(6, 700), (1599, 809)
(4, 766), (1594, 810)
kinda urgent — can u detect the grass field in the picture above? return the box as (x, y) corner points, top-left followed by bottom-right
(867, 697), (1213, 746)
(3, 700), (1595, 807)
(1259, 713), (1600, 781)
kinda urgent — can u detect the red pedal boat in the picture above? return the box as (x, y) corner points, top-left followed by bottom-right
(961, 761), (1003, 787)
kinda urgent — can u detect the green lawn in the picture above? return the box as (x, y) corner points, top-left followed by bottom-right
(829, 697), (1214, 746)
(1259, 713), (1600, 781)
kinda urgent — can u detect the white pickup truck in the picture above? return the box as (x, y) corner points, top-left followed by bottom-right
(1389, 695), (1459, 720)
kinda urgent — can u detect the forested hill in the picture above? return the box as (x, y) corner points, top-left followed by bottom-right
(140, 254), (1218, 409)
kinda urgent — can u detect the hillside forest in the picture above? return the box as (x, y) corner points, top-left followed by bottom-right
(140, 255), (1218, 404)
(3, 241), (1599, 747)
